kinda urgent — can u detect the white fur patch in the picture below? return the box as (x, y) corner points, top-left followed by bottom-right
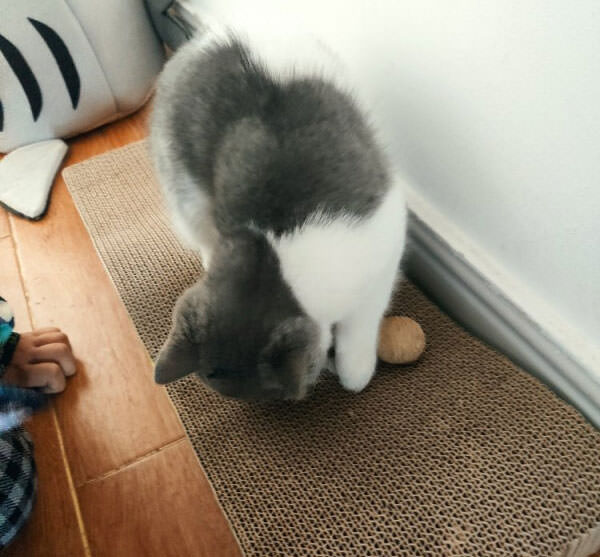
(267, 182), (407, 327)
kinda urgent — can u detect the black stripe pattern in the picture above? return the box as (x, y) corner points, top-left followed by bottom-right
(0, 33), (42, 121)
(0, 100), (3, 132)
(28, 18), (80, 110)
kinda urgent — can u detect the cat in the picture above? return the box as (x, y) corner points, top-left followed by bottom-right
(150, 28), (407, 401)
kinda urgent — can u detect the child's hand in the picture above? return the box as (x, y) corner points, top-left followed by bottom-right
(2, 328), (76, 393)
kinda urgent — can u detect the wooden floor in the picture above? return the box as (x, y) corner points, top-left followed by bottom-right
(0, 106), (241, 557)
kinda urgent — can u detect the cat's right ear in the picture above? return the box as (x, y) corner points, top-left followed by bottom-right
(154, 328), (198, 384)
(154, 285), (206, 384)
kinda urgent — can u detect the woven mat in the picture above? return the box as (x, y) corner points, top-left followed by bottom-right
(63, 140), (600, 557)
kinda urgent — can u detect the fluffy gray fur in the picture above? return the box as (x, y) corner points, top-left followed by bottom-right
(151, 37), (390, 400)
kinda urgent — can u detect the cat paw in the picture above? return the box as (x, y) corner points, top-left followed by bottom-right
(336, 350), (376, 392)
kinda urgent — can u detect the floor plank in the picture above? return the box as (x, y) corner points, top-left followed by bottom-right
(8, 105), (185, 485)
(78, 439), (242, 557)
(0, 237), (86, 557)
(0, 209), (9, 239)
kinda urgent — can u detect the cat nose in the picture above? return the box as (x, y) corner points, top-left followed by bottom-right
(207, 367), (236, 380)
(268, 378), (305, 401)
(261, 375), (307, 401)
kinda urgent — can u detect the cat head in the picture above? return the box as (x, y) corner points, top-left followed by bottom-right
(154, 231), (323, 401)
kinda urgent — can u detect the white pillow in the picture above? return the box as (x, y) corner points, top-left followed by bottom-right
(0, 0), (164, 218)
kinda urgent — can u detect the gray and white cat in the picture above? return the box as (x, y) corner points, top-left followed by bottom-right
(150, 28), (406, 401)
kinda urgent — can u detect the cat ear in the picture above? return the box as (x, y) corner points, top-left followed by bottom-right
(260, 316), (319, 398)
(155, 285), (206, 384)
(154, 282), (207, 385)
(154, 329), (198, 384)
(264, 317), (319, 373)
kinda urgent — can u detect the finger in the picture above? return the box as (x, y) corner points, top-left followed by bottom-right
(32, 343), (77, 377)
(33, 331), (72, 349)
(21, 362), (67, 394)
(33, 327), (62, 335)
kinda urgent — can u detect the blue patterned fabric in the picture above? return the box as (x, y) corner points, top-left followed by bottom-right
(0, 427), (36, 549)
(0, 297), (39, 547)
(0, 296), (47, 432)
(0, 386), (47, 434)
(0, 298), (14, 345)
(0, 298), (17, 380)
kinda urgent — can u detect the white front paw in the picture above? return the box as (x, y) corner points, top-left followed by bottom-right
(336, 350), (376, 392)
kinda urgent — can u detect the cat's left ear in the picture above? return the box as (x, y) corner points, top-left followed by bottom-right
(154, 328), (198, 384)
(261, 316), (319, 393)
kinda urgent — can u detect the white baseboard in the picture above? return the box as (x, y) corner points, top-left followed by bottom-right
(404, 209), (600, 428)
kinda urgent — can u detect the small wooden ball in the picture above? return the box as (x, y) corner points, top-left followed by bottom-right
(378, 316), (426, 364)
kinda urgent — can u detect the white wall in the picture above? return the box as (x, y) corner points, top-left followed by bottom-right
(193, 0), (600, 377)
